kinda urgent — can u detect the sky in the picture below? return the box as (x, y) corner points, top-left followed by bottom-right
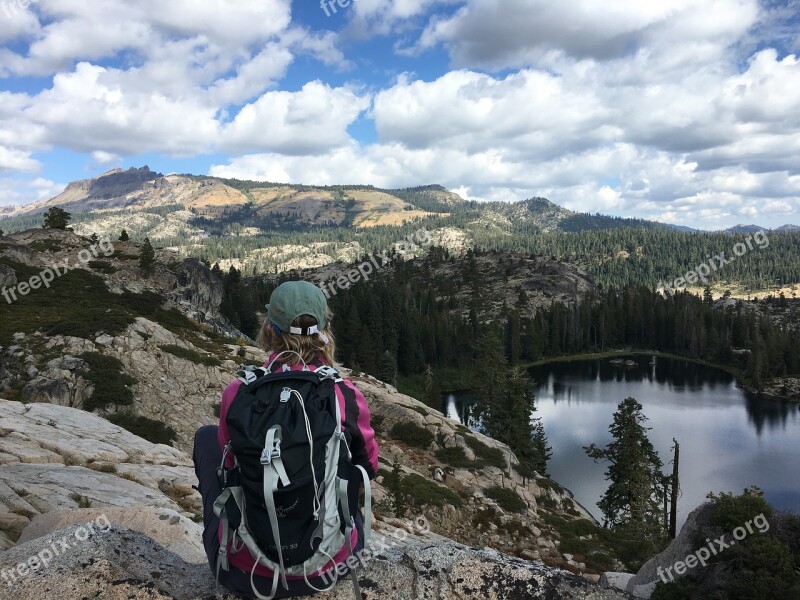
(0, 0), (799, 229)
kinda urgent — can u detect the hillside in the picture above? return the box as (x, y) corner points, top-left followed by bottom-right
(0, 229), (639, 588)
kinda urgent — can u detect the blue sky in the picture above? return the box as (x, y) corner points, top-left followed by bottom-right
(0, 0), (799, 228)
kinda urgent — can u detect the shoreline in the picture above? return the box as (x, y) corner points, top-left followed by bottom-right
(423, 350), (800, 404)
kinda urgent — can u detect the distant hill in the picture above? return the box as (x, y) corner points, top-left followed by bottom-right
(723, 223), (798, 234)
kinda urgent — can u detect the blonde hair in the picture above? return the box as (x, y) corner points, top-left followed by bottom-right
(256, 309), (337, 367)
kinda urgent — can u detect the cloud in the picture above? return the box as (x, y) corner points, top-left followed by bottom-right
(0, 176), (65, 206)
(220, 81), (370, 155)
(0, 146), (39, 173)
(416, 0), (758, 70)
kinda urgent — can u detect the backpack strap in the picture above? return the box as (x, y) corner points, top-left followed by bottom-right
(236, 366), (268, 385)
(336, 477), (363, 598)
(261, 425), (290, 590)
(355, 464), (372, 549)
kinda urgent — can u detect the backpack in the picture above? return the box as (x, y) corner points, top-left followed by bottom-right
(212, 351), (372, 600)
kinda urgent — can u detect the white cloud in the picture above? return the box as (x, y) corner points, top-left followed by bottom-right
(221, 81), (370, 155)
(0, 176), (64, 206)
(0, 146), (39, 173)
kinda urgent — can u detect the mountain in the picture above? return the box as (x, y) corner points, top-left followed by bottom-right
(2, 166), (669, 239)
(775, 224), (800, 232)
(724, 224), (769, 234)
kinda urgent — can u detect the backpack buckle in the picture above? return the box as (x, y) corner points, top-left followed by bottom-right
(260, 440), (281, 465)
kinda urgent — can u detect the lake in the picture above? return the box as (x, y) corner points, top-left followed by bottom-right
(442, 355), (800, 528)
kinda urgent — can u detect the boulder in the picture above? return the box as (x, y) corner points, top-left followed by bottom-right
(0, 263), (16, 288)
(626, 503), (716, 597)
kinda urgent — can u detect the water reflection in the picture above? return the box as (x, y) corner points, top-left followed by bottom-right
(442, 356), (800, 527)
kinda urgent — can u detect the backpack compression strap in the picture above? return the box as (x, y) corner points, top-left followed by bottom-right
(261, 425), (290, 590)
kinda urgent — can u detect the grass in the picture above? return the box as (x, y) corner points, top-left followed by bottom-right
(389, 422), (434, 448)
(87, 462), (117, 473)
(79, 352), (137, 411)
(159, 344), (221, 367)
(108, 411), (177, 445)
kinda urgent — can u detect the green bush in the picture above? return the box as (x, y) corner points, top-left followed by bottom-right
(389, 422), (434, 448)
(711, 486), (773, 530)
(486, 485), (526, 512)
(159, 344), (221, 367)
(464, 435), (506, 468)
(79, 352), (137, 412)
(403, 473), (462, 508)
(435, 446), (475, 468)
(108, 412), (177, 445)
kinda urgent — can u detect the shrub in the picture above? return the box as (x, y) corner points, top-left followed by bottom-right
(435, 446), (475, 468)
(389, 422), (434, 448)
(88, 260), (117, 274)
(159, 344), (221, 367)
(108, 412), (177, 445)
(79, 352), (136, 411)
(464, 435), (506, 468)
(403, 473), (462, 508)
(486, 485), (526, 512)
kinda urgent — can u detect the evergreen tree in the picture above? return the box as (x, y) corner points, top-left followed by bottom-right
(119, 229), (130, 241)
(43, 207), (71, 230)
(139, 237), (156, 273)
(585, 397), (667, 554)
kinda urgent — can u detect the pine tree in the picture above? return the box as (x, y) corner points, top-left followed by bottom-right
(42, 207), (71, 230)
(585, 397), (667, 553)
(119, 229), (130, 241)
(139, 237), (156, 273)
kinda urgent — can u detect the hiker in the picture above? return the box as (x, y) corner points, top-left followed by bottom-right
(193, 280), (379, 599)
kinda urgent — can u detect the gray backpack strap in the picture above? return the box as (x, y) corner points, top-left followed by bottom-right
(261, 425), (290, 590)
(355, 464), (372, 549)
(337, 477), (363, 598)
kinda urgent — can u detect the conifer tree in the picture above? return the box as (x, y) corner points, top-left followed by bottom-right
(139, 237), (156, 273)
(43, 207), (71, 230)
(585, 397), (667, 553)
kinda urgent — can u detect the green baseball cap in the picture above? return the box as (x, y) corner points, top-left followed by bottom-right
(266, 281), (328, 334)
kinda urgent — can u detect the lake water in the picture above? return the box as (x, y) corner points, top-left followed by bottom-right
(442, 356), (800, 528)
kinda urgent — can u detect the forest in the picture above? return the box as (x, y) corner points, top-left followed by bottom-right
(221, 247), (800, 395)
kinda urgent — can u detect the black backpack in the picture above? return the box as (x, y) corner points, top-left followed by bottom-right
(212, 352), (372, 599)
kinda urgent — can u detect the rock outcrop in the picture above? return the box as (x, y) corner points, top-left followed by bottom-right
(0, 400), (201, 551)
(0, 520), (631, 599)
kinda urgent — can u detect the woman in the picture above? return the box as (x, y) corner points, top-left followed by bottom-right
(193, 280), (379, 598)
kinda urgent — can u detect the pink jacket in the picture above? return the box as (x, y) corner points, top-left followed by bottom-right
(217, 353), (379, 579)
